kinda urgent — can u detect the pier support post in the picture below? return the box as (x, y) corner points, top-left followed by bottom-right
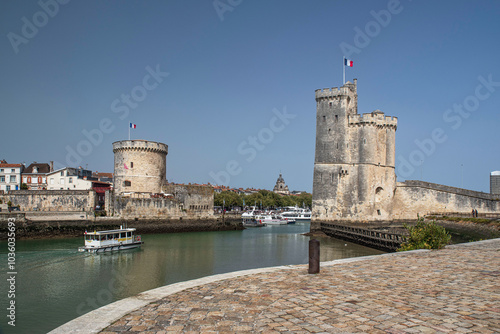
(308, 239), (320, 274)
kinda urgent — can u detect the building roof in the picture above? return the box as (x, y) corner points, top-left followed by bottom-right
(0, 163), (23, 168)
(23, 163), (51, 174)
(93, 172), (113, 178)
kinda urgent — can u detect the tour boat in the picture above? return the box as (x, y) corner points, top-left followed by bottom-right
(78, 227), (143, 253)
(242, 217), (267, 227)
(280, 206), (312, 222)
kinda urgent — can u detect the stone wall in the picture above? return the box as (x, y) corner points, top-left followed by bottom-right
(112, 184), (214, 219)
(164, 184), (214, 216)
(113, 196), (182, 218)
(0, 216), (242, 240)
(392, 181), (500, 220)
(0, 190), (95, 212)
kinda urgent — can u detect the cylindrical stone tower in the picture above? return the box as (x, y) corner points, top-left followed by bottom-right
(113, 140), (168, 195)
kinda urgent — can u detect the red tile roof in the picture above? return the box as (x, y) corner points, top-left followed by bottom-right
(0, 164), (23, 168)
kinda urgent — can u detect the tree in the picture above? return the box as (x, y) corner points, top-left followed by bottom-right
(215, 190), (313, 210)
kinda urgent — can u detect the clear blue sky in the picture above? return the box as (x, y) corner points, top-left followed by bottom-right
(1, 0), (499, 193)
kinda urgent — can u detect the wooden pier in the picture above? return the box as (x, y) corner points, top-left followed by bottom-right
(320, 222), (407, 252)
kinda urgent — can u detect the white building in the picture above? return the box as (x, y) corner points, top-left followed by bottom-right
(0, 163), (24, 192)
(491, 171), (500, 195)
(47, 167), (95, 190)
(21, 162), (52, 190)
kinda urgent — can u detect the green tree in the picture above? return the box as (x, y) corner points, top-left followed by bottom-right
(214, 191), (242, 208)
(21, 183), (28, 190)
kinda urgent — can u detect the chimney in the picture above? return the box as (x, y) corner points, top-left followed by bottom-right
(50, 161), (54, 172)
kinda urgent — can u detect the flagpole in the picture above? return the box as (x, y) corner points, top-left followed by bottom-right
(343, 57), (345, 84)
(128, 124), (130, 140)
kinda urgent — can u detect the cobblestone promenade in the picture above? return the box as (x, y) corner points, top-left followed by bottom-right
(100, 240), (499, 334)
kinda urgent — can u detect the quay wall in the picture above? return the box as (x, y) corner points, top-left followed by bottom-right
(0, 215), (242, 240)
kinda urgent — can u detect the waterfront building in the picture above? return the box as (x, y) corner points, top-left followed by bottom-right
(0, 162), (24, 191)
(93, 172), (114, 184)
(47, 167), (96, 190)
(273, 173), (290, 195)
(21, 162), (52, 190)
(491, 171), (500, 195)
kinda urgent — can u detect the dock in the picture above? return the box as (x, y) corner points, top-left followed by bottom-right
(320, 222), (407, 251)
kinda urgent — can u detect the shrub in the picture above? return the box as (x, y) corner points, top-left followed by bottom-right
(398, 215), (451, 251)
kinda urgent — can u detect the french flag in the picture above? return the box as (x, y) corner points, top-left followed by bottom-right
(344, 58), (354, 67)
(130, 123), (137, 129)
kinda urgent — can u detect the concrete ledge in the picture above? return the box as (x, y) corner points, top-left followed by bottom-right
(49, 240), (497, 334)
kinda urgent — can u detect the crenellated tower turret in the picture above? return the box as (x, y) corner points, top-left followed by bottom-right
(312, 79), (398, 225)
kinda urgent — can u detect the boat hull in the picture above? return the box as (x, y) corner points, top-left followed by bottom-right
(78, 241), (144, 253)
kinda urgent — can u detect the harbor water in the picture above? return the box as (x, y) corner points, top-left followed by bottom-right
(0, 223), (384, 334)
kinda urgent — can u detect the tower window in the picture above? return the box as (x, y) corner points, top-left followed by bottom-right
(335, 115), (338, 122)
(130, 162), (134, 168)
(329, 102), (332, 107)
(363, 138), (366, 144)
(322, 116), (326, 122)
(124, 180), (131, 187)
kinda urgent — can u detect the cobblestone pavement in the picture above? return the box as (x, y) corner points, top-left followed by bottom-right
(101, 240), (500, 333)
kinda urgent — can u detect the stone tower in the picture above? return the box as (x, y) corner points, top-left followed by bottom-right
(113, 140), (168, 195)
(273, 173), (290, 195)
(312, 80), (398, 221)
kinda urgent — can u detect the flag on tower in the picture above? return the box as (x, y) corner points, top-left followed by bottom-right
(344, 58), (354, 67)
(130, 123), (137, 129)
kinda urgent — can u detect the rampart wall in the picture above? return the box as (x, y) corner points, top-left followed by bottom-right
(0, 190), (95, 212)
(112, 184), (214, 219)
(392, 180), (500, 220)
(113, 196), (182, 218)
(164, 184), (214, 214)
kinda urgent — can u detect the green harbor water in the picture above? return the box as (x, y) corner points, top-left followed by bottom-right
(0, 223), (384, 334)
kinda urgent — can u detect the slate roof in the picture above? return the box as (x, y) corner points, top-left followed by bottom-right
(23, 163), (51, 174)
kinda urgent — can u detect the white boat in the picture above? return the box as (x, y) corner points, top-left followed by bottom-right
(242, 217), (267, 227)
(280, 206), (312, 222)
(255, 214), (289, 225)
(78, 227), (143, 253)
(241, 206), (260, 219)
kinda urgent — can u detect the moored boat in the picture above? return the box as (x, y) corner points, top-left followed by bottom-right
(280, 206), (312, 222)
(255, 214), (289, 225)
(78, 227), (143, 253)
(242, 217), (267, 227)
